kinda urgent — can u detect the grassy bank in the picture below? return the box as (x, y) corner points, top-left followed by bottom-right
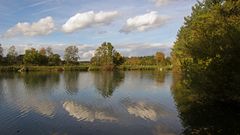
(0, 65), (172, 72)
(0, 65), (89, 72)
(118, 65), (172, 71)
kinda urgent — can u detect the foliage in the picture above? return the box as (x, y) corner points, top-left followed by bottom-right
(48, 54), (61, 66)
(123, 57), (141, 65)
(0, 42), (171, 71)
(172, 0), (240, 101)
(46, 47), (53, 56)
(24, 48), (41, 65)
(6, 46), (18, 65)
(123, 54), (170, 66)
(155, 52), (165, 65)
(24, 47), (61, 66)
(91, 42), (124, 68)
(64, 46), (79, 65)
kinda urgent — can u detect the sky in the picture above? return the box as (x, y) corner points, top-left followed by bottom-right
(0, 0), (199, 60)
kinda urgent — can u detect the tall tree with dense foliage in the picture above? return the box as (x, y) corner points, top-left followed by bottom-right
(172, 0), (240, 101)
(91, 42), (124, 68)
(64, 46), (79, 65)
(45, 47), (61, 66)
(7, 46), (18, 65)
(48, 54), (61, 66)
(24, 48), (40, 65)
(38, 48), (48, 65)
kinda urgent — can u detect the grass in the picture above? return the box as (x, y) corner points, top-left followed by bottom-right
(118, 65), (172, 71)
(0, 65), (89, 72)
(0, 64), (172, 72)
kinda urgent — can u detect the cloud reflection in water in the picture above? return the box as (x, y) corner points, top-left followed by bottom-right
(63, 101), (118, 122)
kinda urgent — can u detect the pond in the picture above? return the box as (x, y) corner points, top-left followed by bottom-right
(0, 71), (239, 135)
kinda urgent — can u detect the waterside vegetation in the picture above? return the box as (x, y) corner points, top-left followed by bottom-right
(0, 42), (171, 72)
(172, 0), (240, 103)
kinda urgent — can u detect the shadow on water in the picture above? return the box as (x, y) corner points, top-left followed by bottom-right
(171, 73), (240, 135)
(93, 71), (125, 98)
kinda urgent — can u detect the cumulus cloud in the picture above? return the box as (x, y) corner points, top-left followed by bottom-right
(120, 11), (170, 33)
(62, 11), (119, 33)
(3, 16), (55, 38)
(151, 0), (171, 6)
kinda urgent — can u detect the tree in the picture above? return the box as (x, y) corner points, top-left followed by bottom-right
(48, 54), (61, 66)
(155, 52), (165, 65)
(39, 48), (48, 65)
(0, 44), (3, 64)
(124, 57), (141, 65)
(91, 42), (124, 67)
(113, 51), (125, 66)
(46, 47), (53, 56)
(24, 48), (40, 65)
(172, 0), (240, 101)
(39, 48), (46, 56)
(64, 46), (79, 65)
(7, 46), (18, 65)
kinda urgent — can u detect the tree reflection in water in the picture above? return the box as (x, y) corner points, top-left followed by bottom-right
(64, 71), (79, 94)
(23, 72), (60, 93)
(93, 71), (125, 98)
(171, 73), (240, 135)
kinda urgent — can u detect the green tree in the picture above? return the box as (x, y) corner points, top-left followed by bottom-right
(39, 48), (48, 65)
(124, 57), (141, 65)
(91, 42), (124, 68)
(24, 48), (40, 65)
(113, 51), (125, 66)
(7, 46), (18, 65)
(48, 54), (61, 66)
(64, 46), (79, 65)
(172, 0), (240, 101)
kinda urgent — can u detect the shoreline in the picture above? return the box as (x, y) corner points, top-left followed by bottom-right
(0, 65), (172, 72)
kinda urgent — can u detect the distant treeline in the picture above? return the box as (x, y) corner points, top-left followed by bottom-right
(0, 42), (171, 70)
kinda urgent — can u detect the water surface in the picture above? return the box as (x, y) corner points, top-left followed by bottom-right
(0, 71), (182, 135)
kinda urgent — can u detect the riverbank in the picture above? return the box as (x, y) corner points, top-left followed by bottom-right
(0, 65), (172, 72)
(0, 66), (89, 72)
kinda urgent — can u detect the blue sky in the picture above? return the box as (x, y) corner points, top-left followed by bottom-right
(0, 0), (198, 60)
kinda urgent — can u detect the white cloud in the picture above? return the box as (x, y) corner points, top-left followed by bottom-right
(3, 16), (55, 38)
(151, 0), (171, 6)
(62, 11), (119, 33)
(115, 43), (172, 57)
(120, 11), (169, 33)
